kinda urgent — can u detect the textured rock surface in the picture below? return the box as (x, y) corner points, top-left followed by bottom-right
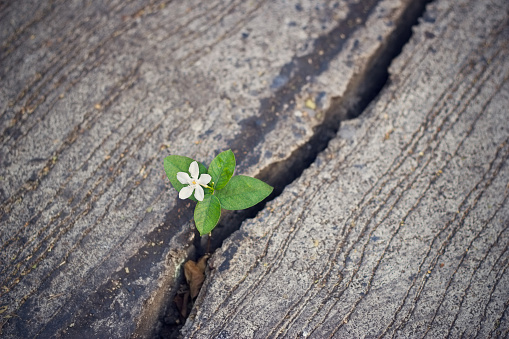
(184, 0), (509, 337)
(0, 0), (426, 337)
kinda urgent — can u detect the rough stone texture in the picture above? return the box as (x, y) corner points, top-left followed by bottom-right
(0, 0), (426, 337)
(184, 0), (509, 337)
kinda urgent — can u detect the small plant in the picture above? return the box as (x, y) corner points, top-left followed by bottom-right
(164, 150), (273, 236)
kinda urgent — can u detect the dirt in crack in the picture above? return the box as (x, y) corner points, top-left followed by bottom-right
(160, 0), (433, 337)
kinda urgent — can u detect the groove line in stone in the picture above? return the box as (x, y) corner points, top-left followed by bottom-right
(0, 2), (145, 146)
(1, 93), (186, 319)
(288, 43), (506, 338)
(0, 63), (143, 293)
(487, 293), (509, 337)
(0, 91), (149, 274)
(424, 192), (509, 336)
(353, 44), (509, 338)
(444, 216), (509, 337)
(281, 35), (505, 337)
(327, 121), (509, 337)
(0, 0), (67, 62)
(473, 249), (509, 338)
(391, 140), (509, 336)
(0, 0), (132, 122)
(0, 59), (143, 215)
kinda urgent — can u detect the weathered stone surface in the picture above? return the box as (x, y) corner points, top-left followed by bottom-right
(184, 0), (509, 337)
(0, 0), (425, 337)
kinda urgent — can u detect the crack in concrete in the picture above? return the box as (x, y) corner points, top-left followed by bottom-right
(159, 0), (434, 337)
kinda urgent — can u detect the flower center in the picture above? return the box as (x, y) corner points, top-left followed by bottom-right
(192, 180), (197, 185)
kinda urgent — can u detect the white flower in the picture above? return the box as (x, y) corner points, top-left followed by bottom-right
(176, 161), (211, 201)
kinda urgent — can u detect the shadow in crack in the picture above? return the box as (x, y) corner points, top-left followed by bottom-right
(201, 0), (433, 258)
(160, 0), (433, 337)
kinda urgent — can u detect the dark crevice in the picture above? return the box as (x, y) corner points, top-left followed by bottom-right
(160, 0), (433, 337)
(198, 0), (432, 256)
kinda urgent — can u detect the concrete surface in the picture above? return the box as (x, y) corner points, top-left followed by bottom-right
(183, 0), (509, 337)
(0, 0), (429, 337)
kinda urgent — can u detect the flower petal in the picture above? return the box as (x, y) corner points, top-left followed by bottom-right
(194, 185), (204, 201)
(179, 186), (194, 200)
(177, 172), (191, 184)
(198, 174), (212, 185)
(189, 161), (200, 179)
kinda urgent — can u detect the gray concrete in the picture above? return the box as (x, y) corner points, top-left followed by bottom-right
(184, 0), (509, 337)
(0, 0), (427, 337)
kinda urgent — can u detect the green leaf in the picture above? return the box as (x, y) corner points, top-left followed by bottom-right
(164, 155), (209, 202)
(194, 195), (221, 236)
(215, 175), (273, 210)
(208, 149), (236, 190)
